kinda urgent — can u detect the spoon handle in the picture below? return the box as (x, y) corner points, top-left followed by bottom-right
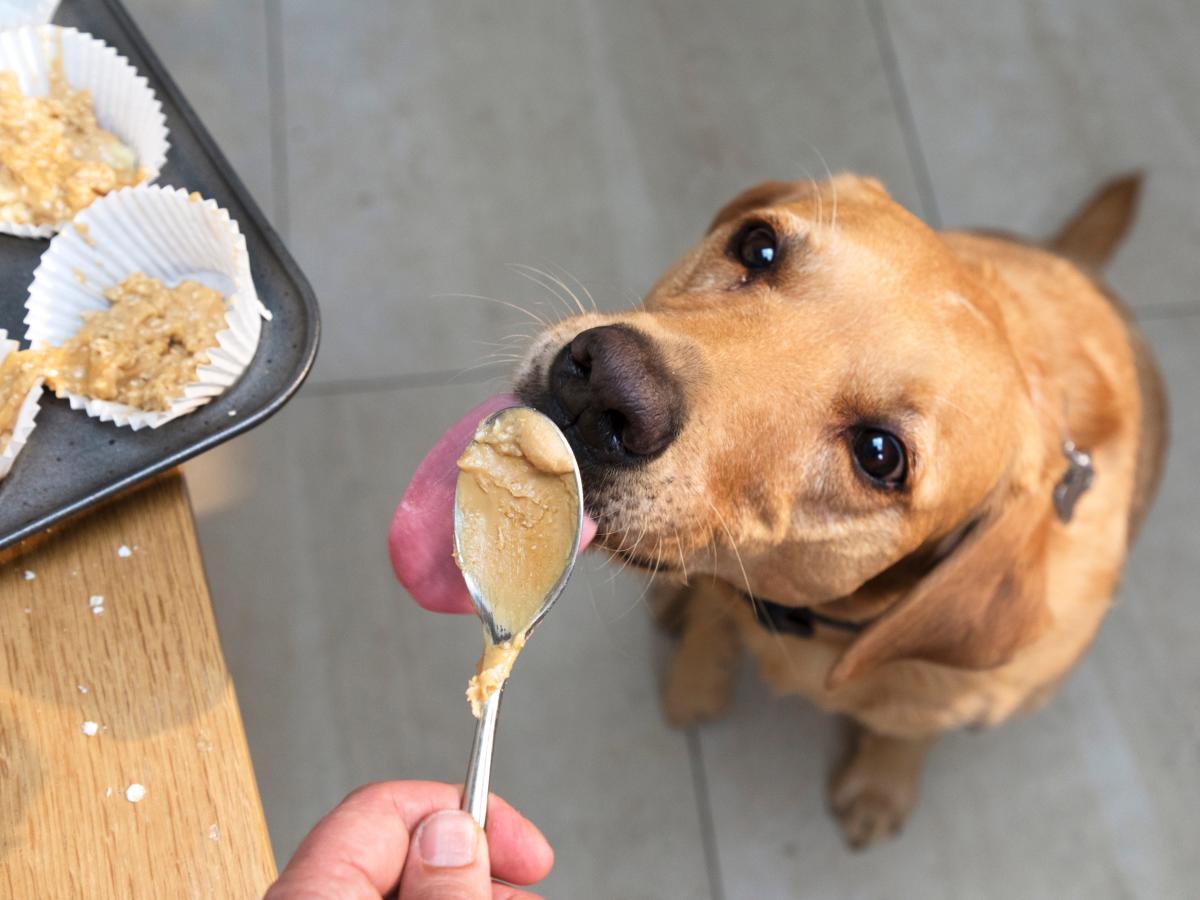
(461, 688), (502, 827)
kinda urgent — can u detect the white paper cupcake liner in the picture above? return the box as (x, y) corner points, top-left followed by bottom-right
(0, 25), (169, 238)
(0, 0), (59, 28)
(24, 184), (269, 430)
(0, 328), (44, 481)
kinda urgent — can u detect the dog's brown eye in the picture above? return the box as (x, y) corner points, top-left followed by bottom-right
(732, 223), (778, 270)
(852, 429), (907, 487)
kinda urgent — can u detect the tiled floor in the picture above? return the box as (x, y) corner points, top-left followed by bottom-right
(124, 1), (1200, 897)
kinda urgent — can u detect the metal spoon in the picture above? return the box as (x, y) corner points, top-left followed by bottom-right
(453, 406), (583, 827)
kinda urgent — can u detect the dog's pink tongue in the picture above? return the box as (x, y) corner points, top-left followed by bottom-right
(389, 393), (597, 614)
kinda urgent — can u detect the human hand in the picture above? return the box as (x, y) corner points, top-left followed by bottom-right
(264, 780), (554, 899)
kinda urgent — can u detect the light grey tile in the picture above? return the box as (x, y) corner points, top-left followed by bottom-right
(700, 672), (1132, 900)
(697, 314), (1199, 899)
(882, 0), (1200, 316)
(279, 0), (921, 385)
(122, 0), (275, 218)
(186, 381), (711, 898)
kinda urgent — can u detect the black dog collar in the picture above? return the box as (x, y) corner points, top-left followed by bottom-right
(739, 591), (870, 638)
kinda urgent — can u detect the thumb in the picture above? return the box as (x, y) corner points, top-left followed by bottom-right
(398, 809), (492, 900)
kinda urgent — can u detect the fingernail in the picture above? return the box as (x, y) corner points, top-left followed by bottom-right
(416, 810), (479, 868)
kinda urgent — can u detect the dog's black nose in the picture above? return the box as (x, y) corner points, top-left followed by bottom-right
(548, 325), (683, 463)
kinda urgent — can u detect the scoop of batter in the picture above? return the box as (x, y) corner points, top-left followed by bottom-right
(46, 273), (227, 411)
(0, 61), (144, 226)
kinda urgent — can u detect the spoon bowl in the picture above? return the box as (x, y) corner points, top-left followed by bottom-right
(453, 406), (584, 645)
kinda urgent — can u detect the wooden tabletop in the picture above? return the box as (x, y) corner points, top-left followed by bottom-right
(0, 473), (276, 898)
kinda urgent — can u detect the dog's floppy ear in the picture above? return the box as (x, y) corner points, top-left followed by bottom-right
(706, 181), (801, 234)
(827, 474), (1056, 689)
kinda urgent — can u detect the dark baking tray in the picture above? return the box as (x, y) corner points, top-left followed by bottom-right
(0, 0), (319, 550)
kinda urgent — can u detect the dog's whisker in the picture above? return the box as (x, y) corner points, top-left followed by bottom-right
(507, 263), (587, 317)
(464, 344), (528, 359)
(637, 537), (667, 604)
(523, 263), (591, 316)
(698, 493), (807, 682)
(472, 333), (535, 350)
(797, 158), (824, 232)
(470, 339), (529, 352)
(431, 292), (551, 328)
(610, 537), (664, 622)
(608, 519), (646, 557)
(545, 260), (599, 313)
(580, 559), (637, 661)
(605, 515), (652, 584)
(700, 497), (748, 592)
(494, 332), (537, 346)
(673, 526), (689, 583)
(803, 140), (837, 233)
(699, 497), (795, 660)
(462, 354), (524, 368)
(456, 349), (527, 370)
(445, 360), (517, 382)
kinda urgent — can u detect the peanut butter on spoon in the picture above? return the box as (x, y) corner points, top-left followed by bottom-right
(453, 407), (581, 715)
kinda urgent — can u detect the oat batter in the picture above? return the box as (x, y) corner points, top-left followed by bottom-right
(0, 56), (144, 226)
(0, 350), (41, 451)
(455, 408), (578, 716)
(46, 273), (227, 411)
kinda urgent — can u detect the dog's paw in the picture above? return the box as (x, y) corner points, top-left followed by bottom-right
(835, 782), (907, 854)
(662, 647), (735, 727)
(829, 746), (923, 850)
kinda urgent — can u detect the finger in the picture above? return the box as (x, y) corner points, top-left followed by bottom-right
(379, 783), (552, 885)
(397, 809), (491, 899)
(382, 783), (552, 885)
(480, 796), (554, 885)
(266, 782), (552, 897)
(265, 783), (416, 899)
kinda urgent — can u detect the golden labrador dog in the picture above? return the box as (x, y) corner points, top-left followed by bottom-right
(512, 174), (1167, 847)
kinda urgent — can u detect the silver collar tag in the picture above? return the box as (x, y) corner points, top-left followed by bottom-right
(1053, 440), (1095, 523)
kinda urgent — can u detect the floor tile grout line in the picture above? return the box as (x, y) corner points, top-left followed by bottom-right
(865, 0), (943, 229)
(265, 0), (291, 238)
(686, 728), (727, 900)
(1132, 304), (1200, 322)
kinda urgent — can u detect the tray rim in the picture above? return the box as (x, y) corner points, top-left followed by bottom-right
(0, 0), (321, 551)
